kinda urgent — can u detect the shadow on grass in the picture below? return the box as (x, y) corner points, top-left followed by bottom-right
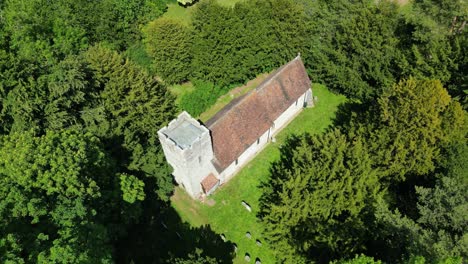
(331, 100), (370, 130)
(116, 204), (235, 263)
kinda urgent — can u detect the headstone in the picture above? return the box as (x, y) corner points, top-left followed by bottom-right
(241, 201), (252, 212)
(220, 234), (226, 241)
(246, 232), (251, 239)
(255, 258), (261, 264)
(160, 221), (168, 230)
(256, 240), (262, 246)
(233, 243), (238, 253)
(244, 253), (250, 262)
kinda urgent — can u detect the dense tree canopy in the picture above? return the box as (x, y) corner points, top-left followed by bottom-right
(260, 130), (380, 262)
(0, 0), (466, 263)
(143, 18), (193, 84)
(345, 79), (466, 181)
(0, 130), (115, 263)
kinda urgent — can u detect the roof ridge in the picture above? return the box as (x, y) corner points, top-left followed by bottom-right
(206, 55), (302, 129)
(255, 55), (301, 92)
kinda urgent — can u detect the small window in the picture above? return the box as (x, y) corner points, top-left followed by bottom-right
(257, 138), (260, 145)
(295, 99), (298, 106)
(235, 159), (239, 165)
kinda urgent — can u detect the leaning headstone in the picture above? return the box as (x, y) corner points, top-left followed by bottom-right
(255, 258), (261, 264)
(256, 239), (262, 246)
(233, 243), (238, 253)
(220, 234), (226, 242)
(241, 201), (252, 212)
(244, 253), (251, 262)
(245, 232), (251, 239)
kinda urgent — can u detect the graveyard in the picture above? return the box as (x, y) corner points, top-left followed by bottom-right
(171, 84), (346, 263)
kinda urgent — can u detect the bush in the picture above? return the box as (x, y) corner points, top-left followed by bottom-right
(143, 18), (192, 84)
(179, 80), (224, 117)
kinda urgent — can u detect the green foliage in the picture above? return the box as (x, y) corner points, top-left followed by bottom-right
(85, 44), (177, 200)
(332, 254), (382, 264)
(0, 130), (114, 263)
(415, 176), (468, 260)
(372, 142), (468, 263)
(413, 0), (468, 29)
(394, 11), (455, 85)
(447, 33), (468, 109)
(1, 0), (169, 64)
(348, 79), (466, 181)
(120, 174), (146, 203)
(306, 0), (400, 100)
(259, 130), (380, 262)
(179, 80), (224, 117)
(143, 18), (193, 84)
(190, 0), (308, 87)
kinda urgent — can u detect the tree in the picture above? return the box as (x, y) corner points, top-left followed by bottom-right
(85, 44), (177, 201)
(371, 142), (467, 263)
(305, 0), (400, 100)
(143, 18), (193, 84)
(332, 254), (382, 264)
(0, 130), (115, 263)
(191, 0), (308, 87)
(394, 12), (455, 86)
(347, 79), (466, 182)
(259, 130), (380, 262)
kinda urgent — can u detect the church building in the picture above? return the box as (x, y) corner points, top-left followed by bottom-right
(158, 55), (313, 198)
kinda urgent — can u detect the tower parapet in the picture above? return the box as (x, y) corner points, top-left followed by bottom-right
(158, 112), (217, 198)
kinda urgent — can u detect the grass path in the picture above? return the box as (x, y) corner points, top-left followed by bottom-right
(171, 84), (346, 263)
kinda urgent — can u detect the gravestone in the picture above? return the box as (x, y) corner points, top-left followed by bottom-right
(256, 240), (262, 246)
(220, 234), (226, 241)
(246, 232), (251, 239)
(241, 201), (252, 212)
(233, 243), (238, 253)
(245, 253), (250, 262)
(255, 258), (261, 264)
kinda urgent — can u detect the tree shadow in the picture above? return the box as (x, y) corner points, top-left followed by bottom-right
(115, 203), (235, 263)
(331, 100), (371, 130)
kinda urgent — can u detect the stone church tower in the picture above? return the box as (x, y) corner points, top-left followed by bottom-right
(158, 112), (218, 198)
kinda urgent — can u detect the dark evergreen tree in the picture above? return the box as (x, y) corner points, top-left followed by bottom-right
(305, 0), (400, 100)
(143, 18), (193, 84)
(346, 79), (466, 182)
(85, 44), (176, 201)
(259, 130), (380, 262)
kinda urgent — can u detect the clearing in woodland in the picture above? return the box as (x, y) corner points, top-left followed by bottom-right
(171, 84), (347, 263)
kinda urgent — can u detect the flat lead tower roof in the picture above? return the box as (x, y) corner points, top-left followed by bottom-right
(162, 119), (204, 149)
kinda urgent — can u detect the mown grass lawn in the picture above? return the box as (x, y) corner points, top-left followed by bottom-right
(171, 84), (347, 263)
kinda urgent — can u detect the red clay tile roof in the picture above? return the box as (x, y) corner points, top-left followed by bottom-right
(201, 173), (219, 193)
(206, 56), (311, 171)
